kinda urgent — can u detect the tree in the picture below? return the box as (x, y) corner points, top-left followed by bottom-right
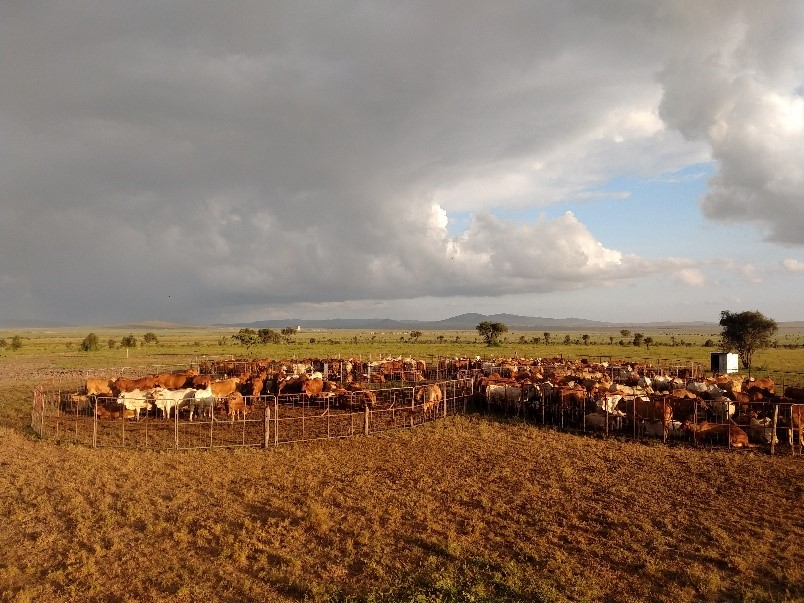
(632, 333), (644, 347)
(232, 328), (257, 348)
(10, 335), (22, 351)
(543, 332), (551, 345)
(409, 330), (423, 342)
(719, 310), (778, 369)
(644, 336), (653, 350)
(107, 338), (116, 349)
(620, 329), (631, 339)
(79, 333), (100, 352)
(0, 339), (7, 349)
(563, 334), (571, 345)
(258, 328), (281, 344)
(476, 321), (508, 347)
(581, 334), (590, 345)
(120, 334), (137, 348)
(143, 332), (158, 344)
(281, 327), (297, 343)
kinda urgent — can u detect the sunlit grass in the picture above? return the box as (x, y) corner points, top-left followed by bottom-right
(1, 326), (803, 602)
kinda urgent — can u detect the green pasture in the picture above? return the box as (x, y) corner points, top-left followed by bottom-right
(2, 324), (803, 376)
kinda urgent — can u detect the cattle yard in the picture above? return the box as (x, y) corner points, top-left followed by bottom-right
(30, 355), (804, 455)
(3, 337), (804, 602)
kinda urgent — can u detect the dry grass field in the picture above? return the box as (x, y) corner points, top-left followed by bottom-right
(1, 328), (803, 602)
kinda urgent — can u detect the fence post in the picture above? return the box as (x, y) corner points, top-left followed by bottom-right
(174, 399), (179, 450)
(274, 397), (279, 446)
(264, 404), (271, 448)
(443, 386), (447, 418)
(771, 404), (778, 455)
(364, 404), (370, 436)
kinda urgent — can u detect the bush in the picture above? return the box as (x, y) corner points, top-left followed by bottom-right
(79, 333), (99, 352)
(10, 336), (22, 351)
(143, 332), (158, 344)
(120, 334), (137, 348)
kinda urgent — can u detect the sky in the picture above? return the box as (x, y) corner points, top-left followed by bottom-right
(1, 1), (803, 325)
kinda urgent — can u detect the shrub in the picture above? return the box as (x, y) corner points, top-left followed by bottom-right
(79, 333), (99, 352)
(120, 334), (137, 348)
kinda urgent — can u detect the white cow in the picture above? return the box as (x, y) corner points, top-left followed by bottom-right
(183, 386), (216, 421)
(151, 387), (196, 420)
(595, 394), (626, 430)
(485, 383), (522, 414)
(117, 389), (153, 420)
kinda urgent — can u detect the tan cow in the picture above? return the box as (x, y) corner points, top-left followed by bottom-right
(209, 378), (240, 397)
(85, 377), (114, 397)
(224, 391), (251, 422)
(415, 384), (443, 420)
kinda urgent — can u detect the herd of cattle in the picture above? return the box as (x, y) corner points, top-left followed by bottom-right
(60, 355), (804, 450)
(471, 358), (804, 449)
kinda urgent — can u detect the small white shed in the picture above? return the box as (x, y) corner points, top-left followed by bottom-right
(710, 352), (739, 374)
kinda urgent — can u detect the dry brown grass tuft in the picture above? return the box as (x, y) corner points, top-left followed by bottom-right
(1, 414), (803, 602)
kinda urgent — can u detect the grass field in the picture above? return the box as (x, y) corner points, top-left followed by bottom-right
(1, 327), (803, 602)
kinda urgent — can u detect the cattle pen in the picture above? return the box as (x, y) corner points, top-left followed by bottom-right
(31, 379), (473, 450)
(28, 355), (804, 456)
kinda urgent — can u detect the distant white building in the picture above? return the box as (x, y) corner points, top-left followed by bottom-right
(710, 352), (739, 374)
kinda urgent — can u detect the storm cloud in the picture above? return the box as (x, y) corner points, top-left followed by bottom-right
(1, 1), (802, 323)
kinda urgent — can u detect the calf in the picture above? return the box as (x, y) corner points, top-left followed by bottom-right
(224, 391), (251, 422)
(95, 399), (136, 420)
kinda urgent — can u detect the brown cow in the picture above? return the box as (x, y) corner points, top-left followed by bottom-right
(667, 396), (704, 423)
(155, 372), (193, 390)
(191, 375), (215, 388)
(301, 378), (324, 396)
(683, 420), (757, 448)
(341, 383), (377, 409)
(616, 396), (673, 438)
(783, 402), (804, 448)
(112, 375), (158, 394)
(784, 387), (804, 402)
(744, 378), (775, 398)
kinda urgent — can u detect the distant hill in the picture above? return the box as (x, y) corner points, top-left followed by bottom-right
(219, 313), (722, 331)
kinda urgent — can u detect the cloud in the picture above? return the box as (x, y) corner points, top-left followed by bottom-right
(781, 258), (804, 273)
(0, 2), (800, 323)
(658, 1), (804, 245)
(675, 268), (706, 287)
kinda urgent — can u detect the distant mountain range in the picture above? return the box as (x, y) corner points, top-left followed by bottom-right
(219, 312), (719, 331)
(5, 313), (802, 331)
